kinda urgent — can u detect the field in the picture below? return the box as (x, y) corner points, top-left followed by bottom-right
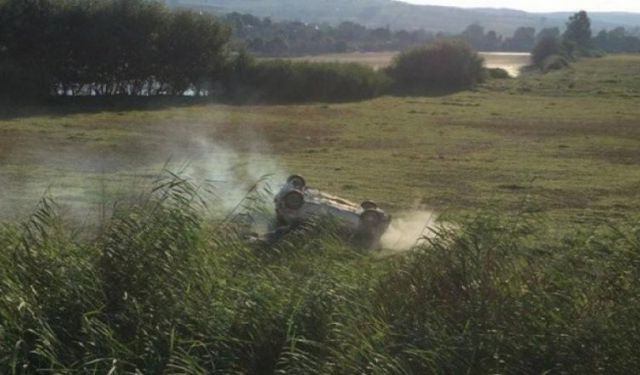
(2, 55), (640, 373)
(287, 51), (531, 76)
(1, 54), (639, 225)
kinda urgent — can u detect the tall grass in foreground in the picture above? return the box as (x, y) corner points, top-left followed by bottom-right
(1, 176), (640, 373)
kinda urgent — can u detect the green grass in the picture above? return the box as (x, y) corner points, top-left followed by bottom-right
(2, 54), (640, 225)
(1, 176), (639, 373)
(2, 55), (640, 372)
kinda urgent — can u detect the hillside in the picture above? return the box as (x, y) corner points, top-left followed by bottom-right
(170, 0), (640, 35)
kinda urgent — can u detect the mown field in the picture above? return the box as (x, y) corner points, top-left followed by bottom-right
(1, 54), (639, 225)
(2, 55), (640, 373)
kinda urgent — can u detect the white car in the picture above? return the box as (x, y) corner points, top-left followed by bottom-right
(272, 175), (391, 248)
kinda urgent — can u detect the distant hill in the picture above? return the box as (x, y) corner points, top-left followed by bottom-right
(169, 0), (640, 36)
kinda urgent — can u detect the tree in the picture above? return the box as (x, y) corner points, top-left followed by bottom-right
(0, 0), (232, 99)
(536, 27), (560, 43)
(461, 24), (486, 50)
(593, 27), (640, 53)
(564, 10), (592, 49)
(386, 40), (484, 91)
(485, 30), (502, 51)
(158, 9), (230, 95)
(531, 36), (564, 67)
(505, 27), (536, 52)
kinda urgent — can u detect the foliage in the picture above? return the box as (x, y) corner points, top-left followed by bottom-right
(226, 13), (436, 56)
(528, 11), (630, 73)
(227, 12), (624, 57)
(385, 40), (485, 92)
(564, 11), (593, 50)
(502, 26), (536, 52)
(540, 54), (570, 72)
(531, 36), (567, 67)
(486, 67), (511, 79)
(233, 59), (391, 102)
(2, 179), (640, 373)
(0, 0), (231, 98)
(594, 27), (640, 53)
(376, 209), (640, 373)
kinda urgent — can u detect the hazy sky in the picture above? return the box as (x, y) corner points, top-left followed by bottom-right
(401, 0), (640, 13)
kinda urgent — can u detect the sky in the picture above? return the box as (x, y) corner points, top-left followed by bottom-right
(400, 0), (640, 13)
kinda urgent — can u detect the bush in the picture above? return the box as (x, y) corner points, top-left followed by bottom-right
(385, 40), (485, 92)
(486, 67), (511, 79)
(542, 54), (570, 72)
(235, 59), (391, 102)
(532, 36), (567, 67)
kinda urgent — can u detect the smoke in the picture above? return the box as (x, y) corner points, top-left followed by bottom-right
(381, 210), (441, 251)
(0, 119), (289, 224)
(179, 135), (289, 213)
(2, 112), (441, 251)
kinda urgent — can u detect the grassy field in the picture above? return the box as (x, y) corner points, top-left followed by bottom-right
(2, 54), (639, 226)
(287, 51), (531, 76)
(2, 55), (640, 373)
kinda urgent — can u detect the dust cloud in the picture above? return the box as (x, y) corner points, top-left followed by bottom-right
(381, 210), (441, 251)
(0, 121), (290, 223)
(180, 136), (289, 212)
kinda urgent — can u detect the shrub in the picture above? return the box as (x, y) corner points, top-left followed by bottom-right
(542, 54), (570, 72)
(486, 67), (511, 79)
(532, 36), (566, 67)
(385, 40), (485, 92)
(235, 59), (391, 102)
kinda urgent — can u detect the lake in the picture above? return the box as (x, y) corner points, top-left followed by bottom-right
(287, 51), (531, 77)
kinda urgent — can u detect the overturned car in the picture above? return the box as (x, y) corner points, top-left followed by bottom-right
(270, 175), (391, 249)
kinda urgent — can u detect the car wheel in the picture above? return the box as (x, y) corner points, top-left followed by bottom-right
(287, 175), (306, 189)
(361, 200), (378, 210)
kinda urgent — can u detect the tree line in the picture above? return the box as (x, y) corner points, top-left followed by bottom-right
(0, 0), (486, 102)
(225, 12), (640, 56)
(530, 11), (617, 72)
(0, 0), (230, 100)
(2, 1), (637, 102)
(225, 12), (435, 56)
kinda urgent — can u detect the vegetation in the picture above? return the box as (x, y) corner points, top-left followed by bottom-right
(386, 41), (485, 91)
(3, 55), (639, 223)
(564, 10), (593, 52)
(225, 12), (640, 57)
(2, 0), (640, 370)
(1, 175), (640, 373)
(594, 27), (640, 53)
(227, 13), (563, 56)
(486, 67), (511, 79)
(0, 0), (230, 100)
(531, 36), (568, 68)
(3, 1), (638, 104)
(530, 10), (601, 72)
(226, 13), (436, 56)
(2, 48), (640, 374)
(232, 59), (391, 102)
